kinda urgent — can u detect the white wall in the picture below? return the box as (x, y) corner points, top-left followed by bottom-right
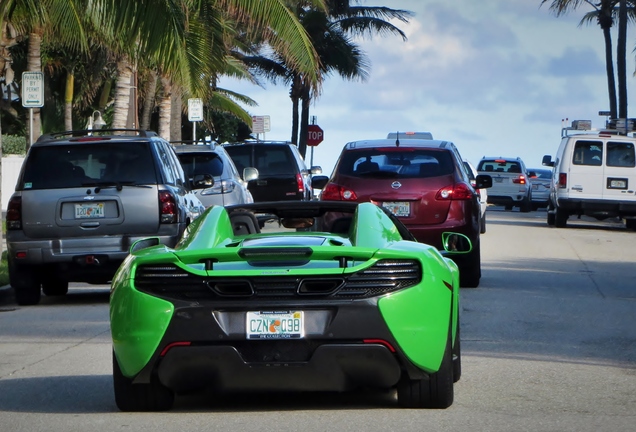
(2, 156), (25, 211)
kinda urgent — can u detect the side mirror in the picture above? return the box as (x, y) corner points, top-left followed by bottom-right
(311, 175), (330, 189)
(192, 174), (214, 189)
(441, 232), (472, 254)
(475, 174), (493, 189)
(542, 155), (554, 167)
(131, 237), (160, 253)
(310, 166), (323, 175)
(243, 167), (259, 182)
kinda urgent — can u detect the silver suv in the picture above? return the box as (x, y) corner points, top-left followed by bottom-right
(476, 156), (532, 212)
(172, 141), (254, 207)
(6, 129), (206, 305)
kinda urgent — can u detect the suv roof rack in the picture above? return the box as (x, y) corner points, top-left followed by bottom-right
(37, 129), (159, 142)
(170, 140), (216, 149)
(224, 140), (293, 146)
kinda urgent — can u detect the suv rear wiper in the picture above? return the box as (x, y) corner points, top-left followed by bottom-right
(82, 181), (152, 192)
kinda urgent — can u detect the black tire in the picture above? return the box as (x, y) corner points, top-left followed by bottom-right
(479, 212), (486, 234)
(547, 210), (555, 226)
(625, 219), (636, 231)
(42, 277), (69, 296)
(397, 334), (454, 409)
(112, 351), (174, 412)
(555, 207), (568, 228)
(458, 239), (481, 288)
(452, 318), (461, 383)
(9, 262), (42, 306)
(504, 204), (513, 211)
(520, 194), (532, 213)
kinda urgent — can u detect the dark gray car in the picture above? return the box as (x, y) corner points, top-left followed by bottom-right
(6, 129), (205, 305)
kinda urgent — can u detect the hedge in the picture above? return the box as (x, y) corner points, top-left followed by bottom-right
(0, 135), (27, 155)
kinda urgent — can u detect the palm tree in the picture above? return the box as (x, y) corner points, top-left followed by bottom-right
(541, 0), (636, 121)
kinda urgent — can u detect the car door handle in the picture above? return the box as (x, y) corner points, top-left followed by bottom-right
(80, 222), (101, 228)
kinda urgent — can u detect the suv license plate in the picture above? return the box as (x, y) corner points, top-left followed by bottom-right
(75, 203), (105, 219)
(382, 202), (410, 217)
(246, 311), (304, 339)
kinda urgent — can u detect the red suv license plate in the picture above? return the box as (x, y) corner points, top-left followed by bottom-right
(382, 202), (410, 217)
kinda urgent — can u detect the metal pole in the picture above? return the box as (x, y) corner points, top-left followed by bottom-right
(29, 108), (33, 146)
(193, 122), (196, 142)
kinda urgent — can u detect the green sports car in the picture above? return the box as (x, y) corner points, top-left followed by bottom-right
(110, 200), (470, 411)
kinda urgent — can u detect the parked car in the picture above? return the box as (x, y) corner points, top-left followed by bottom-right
(463, 160), (488, 233)
(316, 138), (492, 288)
(543, 121), (636, 229)
(110, 200), (469, 411)
(476, 156), (532, 212)
(5, 129), (206, 306)
(528, 167), (552, 210)
(172, 141), (254, 207)
(223, 140), (321, 202)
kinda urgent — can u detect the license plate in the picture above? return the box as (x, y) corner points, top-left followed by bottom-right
(382, 201), (410, 217)
(246, 311), (304, 339)
(74, 202), (104, 219)
(532, 184), (539, 190)
(495, 177), (504, 183)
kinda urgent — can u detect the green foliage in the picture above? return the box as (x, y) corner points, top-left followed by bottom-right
(1, 135), (27, 155)
(0, 250), (8, 288)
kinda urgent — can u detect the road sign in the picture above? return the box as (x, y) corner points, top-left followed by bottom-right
(307, 124), (324, 146)
(251, 115), (271, 134)
(21, 71), (44, 108)
(188, 98), (204, 121)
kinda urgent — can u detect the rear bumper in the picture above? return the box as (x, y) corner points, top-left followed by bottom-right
(556, 197), (636, 217)
(487, 194), (527, 205)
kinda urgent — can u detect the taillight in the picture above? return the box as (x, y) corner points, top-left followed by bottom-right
(558, 173), (567, 188)
(435, 182), (473, 200)
(512, 175), (526, 184)
(321, 183), (358, 201)
(159, 191), (178, 223)
(6, 196), (22, 230)
(296, 174), (305, 193)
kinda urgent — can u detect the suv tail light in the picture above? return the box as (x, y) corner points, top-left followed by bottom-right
(159, 191), (178, 223)
(321, 183), (358, 201)
(6, 196), (22, 230)
(296, 174), (305, 193)
(558, 173), (567, 188)
(435, 182), (473, 200)
(512, 175), (526, 184)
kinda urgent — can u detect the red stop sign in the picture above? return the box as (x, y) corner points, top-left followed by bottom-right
(307, 124), (324, 146)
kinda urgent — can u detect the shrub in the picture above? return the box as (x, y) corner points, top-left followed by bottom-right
(1, 135), (27, 155)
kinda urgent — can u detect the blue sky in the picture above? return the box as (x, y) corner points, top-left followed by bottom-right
(218, 0), (634, 175)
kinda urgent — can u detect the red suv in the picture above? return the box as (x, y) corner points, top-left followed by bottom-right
(317, 138), (492, 287)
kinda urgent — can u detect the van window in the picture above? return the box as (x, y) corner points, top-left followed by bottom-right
(572, 141), (603, 166)
(606, 142), (635, 167)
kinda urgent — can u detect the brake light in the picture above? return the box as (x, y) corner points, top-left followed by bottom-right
(558, 173), (567, 188)
(512, 175), (526, 184)
(321, 183), (358, 201)
(6, 196), (22, 230)
(296, 173), (305, 193)
(435, 182), (473, 200)
(159, 191), (178, 223)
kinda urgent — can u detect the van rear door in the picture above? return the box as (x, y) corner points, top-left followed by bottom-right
(566, 139), (605, 198)
(602, 139), (636, 201)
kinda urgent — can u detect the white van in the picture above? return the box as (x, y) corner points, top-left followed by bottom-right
(542, 122), (636, 229)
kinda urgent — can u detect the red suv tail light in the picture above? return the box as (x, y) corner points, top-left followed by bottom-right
(321, 183), (358, 201)
(512, 175), (526, 184)
(558, 173), (567, 188)
(6, 196), (22, 230)
(159, 191), (178, 223)
(296, 173), (305, 193)
(435, 182), (473, 200)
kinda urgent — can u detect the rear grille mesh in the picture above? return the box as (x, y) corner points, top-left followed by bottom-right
(134, 260), (421, 301)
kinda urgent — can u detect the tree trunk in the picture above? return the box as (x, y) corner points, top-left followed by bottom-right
(289, 74), (302, 144)
(170, 87), (182, 141)
(298, 82), (311, 158)
(158, 75), (172, 140)
(112, 57), (134, 131)
(601, 27), (617, 119)
(26, 29), (43, 147)
(64, 69), (74, 131)
(617, 0), (627, 121)
(140, 70), (157, 130)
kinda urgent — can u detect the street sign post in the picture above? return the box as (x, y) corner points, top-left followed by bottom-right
(22, 72), (44, 146)
(307, 124), (324, 146)
(188, 98), (203, 141)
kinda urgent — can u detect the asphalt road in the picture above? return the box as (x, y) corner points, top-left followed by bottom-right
(0, 207), (634, 432)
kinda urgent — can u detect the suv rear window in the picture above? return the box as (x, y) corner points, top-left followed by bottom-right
(337, 149), (454, 178)
(225, 145), (297, 176)
(477, 160), (522, 173)
(21, 142), (156, 190)
(178, 153), (224, 178)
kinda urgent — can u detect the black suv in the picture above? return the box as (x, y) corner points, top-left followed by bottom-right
(6, 129), (206, 305)
(223, 140), (321, 202)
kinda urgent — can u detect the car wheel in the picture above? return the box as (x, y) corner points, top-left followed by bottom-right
(504, 204), (513, 211)
(112, 351), (174, 412)
(480, 212), (486, 234)
(555, 207), (568, 228)
(42, 277), (69, 296)
(458, 239), (481, 288)
(9, 262), (42, 306)
(626, 219), (636, 231)
(452, 318), (461, 383)
(520, 194), (532, 213)
(397, 334), (454, 409)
